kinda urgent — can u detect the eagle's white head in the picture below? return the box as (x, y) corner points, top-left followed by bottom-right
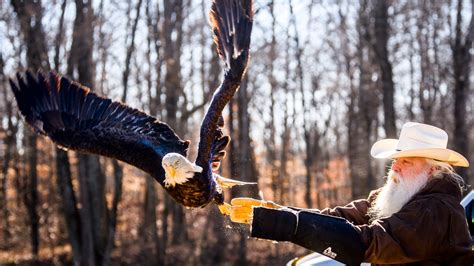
(162, 153), (203, 188)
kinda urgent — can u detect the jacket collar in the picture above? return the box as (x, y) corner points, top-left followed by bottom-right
(414, 174), (463, 201)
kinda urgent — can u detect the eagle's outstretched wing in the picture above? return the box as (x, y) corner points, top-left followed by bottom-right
(10, 71), (189, 184)
(196, 0), (252, 168)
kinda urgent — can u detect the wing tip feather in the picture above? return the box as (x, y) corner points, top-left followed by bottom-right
(209, 0), (253, 70)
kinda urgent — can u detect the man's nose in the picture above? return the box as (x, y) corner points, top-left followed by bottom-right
(391, 161), (400, 172)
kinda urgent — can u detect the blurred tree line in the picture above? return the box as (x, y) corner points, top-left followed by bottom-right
(0, 0), (472, 265)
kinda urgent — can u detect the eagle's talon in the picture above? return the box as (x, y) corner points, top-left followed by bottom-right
(218, 202), (232, 216)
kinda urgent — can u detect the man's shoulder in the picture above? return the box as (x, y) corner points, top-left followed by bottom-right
(409, 188), (464, 215)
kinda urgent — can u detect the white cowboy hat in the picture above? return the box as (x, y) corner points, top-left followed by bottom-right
(371, 122), (469, 167)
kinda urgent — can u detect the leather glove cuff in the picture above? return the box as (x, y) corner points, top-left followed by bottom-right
(250, 207), (298, 241)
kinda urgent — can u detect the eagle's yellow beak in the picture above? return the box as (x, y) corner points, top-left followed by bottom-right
(169, 167), (176, 178)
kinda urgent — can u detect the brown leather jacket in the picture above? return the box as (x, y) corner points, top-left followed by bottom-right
(321, 176), (474, 265)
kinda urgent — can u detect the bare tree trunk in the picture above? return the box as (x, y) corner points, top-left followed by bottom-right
(226, 77), (259, 264)
(416, 1), (440, 125)
(278, 101), (290, 202)
(289, 0), (314, 208)
(224, 97), (245, 263)
(141, 178), (162, 264)
(149, 1), (163, 115)
(237, 78), (259, 197)
(371, 0), (397, 138)
(235, 77), (258, 265)
(11, 0), (50, 259)
(51, 1), (82, 264)
(103, 1), (143, 264)
(160, 195), (170, 264)
(335, 4), (362, 200)
(25, 128), (40, 260)
(78, 154), (98, 265)
(139, 1), (163, 264)
(163, 0), (183, 134)
(265, 0), (279, 202)
(278, 28), (292, 204)
(121, 0), (143, 103)
(452, 0), (473, 183)
(102, 160), (123, 266)
(162, 0), (187, 244)
(55, 149), (82, 264)
(0, 54), (14, 247)
(53, 0), (67, 71)
(406, 11), (417, 121)
(350, 0), (377, 199)
(68, 1), (105, 264)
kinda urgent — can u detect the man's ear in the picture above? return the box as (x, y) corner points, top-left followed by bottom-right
(428, 165), (438, 175)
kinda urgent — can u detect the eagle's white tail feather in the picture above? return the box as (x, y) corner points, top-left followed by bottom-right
(214, 174), (257, 189)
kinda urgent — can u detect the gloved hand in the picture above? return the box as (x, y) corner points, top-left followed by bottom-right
(230, 197), (281, 224)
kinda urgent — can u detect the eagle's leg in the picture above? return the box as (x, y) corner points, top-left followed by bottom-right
(217, 202), (232, 216)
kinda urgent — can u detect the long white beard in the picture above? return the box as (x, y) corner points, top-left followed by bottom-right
(368, 170), (429, 222)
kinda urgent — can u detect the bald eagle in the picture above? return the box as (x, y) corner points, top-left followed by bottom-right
(9, 0), (254, 215)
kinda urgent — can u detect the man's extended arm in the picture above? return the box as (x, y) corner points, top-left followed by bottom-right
(249, 195), (471, 265)
(317, 189), (379, 224)
(231, 190), (378, 226)
(250, 207), (366, 265)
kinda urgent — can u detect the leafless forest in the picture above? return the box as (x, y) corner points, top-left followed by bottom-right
(0, 0), (472, 265)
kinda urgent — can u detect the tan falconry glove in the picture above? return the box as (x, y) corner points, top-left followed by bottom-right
(230, 197), (281, 224)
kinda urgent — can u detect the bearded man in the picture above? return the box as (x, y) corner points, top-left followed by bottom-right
(230, 122), (473, 265)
